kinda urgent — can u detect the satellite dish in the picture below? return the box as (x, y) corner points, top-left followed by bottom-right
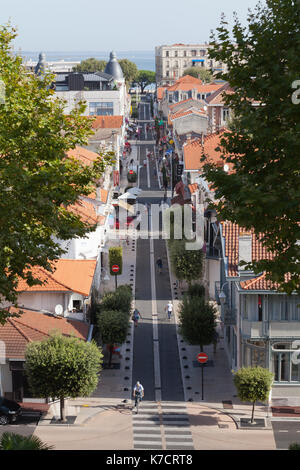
(55, 304), (63, 316)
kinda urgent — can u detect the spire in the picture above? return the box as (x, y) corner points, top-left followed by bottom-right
(35, 52), (47, 76)
(104, 51), (124, 81)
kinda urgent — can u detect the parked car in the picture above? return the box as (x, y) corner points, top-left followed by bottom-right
(0, 397), (22, 425)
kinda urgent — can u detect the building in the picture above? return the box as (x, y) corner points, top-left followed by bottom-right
(0, 307), (90, 401)
(216, 221), (300, 401)
(52, 51), (130, 118)
(155, 43), (227, 86)
(25, 53), (80, 73)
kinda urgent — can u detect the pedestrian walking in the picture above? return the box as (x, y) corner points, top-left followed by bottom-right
(213, 330), (220, 353)
(165, 301), (173, 320)
(156, 257), (163, 274)
(132, 308), (142, 327)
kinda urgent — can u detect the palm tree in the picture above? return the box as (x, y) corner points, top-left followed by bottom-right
(0, 432), (54, 450)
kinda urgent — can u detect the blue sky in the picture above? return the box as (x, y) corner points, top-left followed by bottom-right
(1, 0), (264, 51)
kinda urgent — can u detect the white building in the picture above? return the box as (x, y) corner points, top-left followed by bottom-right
(155, 43), (228, 86)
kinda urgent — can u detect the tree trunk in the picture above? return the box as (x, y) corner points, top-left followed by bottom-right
(200, 345), (204, 352)
(108, 345), (114, 367)
(60, 396), (66, 422)
(251, 401), (256, 423)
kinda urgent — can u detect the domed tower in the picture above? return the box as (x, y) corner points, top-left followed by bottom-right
(104, 51), (124, 83)
(35, 52), (47, 76)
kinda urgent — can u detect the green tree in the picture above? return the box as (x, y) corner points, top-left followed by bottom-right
(98, 285), (132, 315)
(0, 25), (113, 322)
(202, 0), (300, 294)
(0, 432), (53, 450)
(25, 333), (103, 422)
(183, 67), (213, 83)
(169, 239), (203, 286)
(178, 295), (216, 351)
(119, 59), (138, 86)
(97, 310), (129, 367)
(233, 367), (274, 424)
(73, 58), (107, 73)
(109, 246), (123, 289)
(135, 70), (156, 93)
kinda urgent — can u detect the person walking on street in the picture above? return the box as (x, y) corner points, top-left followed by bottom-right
(132, 308), (142, 327)
(156, 257), (163, 274)
(166, 301), (173, 320)
(133, 381), (144, 413)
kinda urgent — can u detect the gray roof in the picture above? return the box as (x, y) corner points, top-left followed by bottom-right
(104, 51), (124, 80)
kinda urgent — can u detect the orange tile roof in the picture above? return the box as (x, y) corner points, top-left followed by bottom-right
(1, 308), (89, 359)
(17, 259), (97, 296)
(221, 221), (293, 290)
(170, 108), (207, 121)
(183, 130), (232, 171)
(68, 198), (98, 225)
(206, 82), (234, 105)
(167, 76), (223, 94)
(66, 146), (101, 166)
(92, 115), (123, 130)
(169, 98), (194, 110)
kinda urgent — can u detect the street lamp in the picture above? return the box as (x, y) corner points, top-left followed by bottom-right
(219, 282), (228, 305)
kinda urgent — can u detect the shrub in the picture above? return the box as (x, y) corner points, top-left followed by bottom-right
(127, 171), (137, 183)
(98, 285), (132, 316)
(97, 310), (129, 366)
(109, 246), (123, 276)
(187, 284), (205, 298)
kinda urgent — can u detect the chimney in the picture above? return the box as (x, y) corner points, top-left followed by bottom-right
(238, 232), (252, 271)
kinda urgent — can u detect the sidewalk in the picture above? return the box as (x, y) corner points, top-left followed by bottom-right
(165, 241), (273, 428)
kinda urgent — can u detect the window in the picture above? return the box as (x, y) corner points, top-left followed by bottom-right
(184, 51), (187, 57)
(166, 61), (169, 68)
(272, 343), (300, 383)
(175, 61), (179, 68)
(223, 108), (230, 121)
(166, 71), (170, 77)
(89, 102), (113, 116)
(184, 61), (187, 68)
(258, 295), (263, 321)
(200, 49), (206, 57)
(166, 51), (169, 57)
(174, 51), (178, 57)
(73, 300), (82, 312)
(191, 50), (197, 57)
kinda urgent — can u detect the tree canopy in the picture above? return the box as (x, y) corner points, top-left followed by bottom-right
(25, 333), (103, 421)
(73, 58), (107, 73)
(178, 294), (217, 351)
(202, 0), (300, 294)
(134, 70), (156, 93)
(118, 59), (138, 85)
(233, 367), (274, 423)
(183, 67), (213, 83)
(0, 25), (113, 322)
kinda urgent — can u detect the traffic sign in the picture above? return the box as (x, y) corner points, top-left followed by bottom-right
(112, 265), (120, 273)
(197, 353), (208, 364)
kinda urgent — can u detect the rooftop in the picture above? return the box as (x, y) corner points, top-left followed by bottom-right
(17, 259), (97, 297)
(1, 308), (89, 360)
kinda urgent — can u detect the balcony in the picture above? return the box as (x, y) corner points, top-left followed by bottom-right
(223, 306), (237, 325)
(269, 322), (300, 338)
(241, 320), (264, 338)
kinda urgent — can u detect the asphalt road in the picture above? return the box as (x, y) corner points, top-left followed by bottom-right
(272, 421), (300, 449)
(132, 99), (184, 402)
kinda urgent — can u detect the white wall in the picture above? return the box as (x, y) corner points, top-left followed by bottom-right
(173, 114), (208, 136)
(17, 292), (67, 313)
(55, 90), (124, 116)
(0, 363), (12, 396)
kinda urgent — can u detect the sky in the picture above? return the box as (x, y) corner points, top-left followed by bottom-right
(0, 0), (264, 52)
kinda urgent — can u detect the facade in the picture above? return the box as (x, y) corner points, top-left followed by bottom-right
(52, 52), (130, 118)
(155, 43), (227, 86)
(215, 221), (300, 399)
(0, 307), (90, 401)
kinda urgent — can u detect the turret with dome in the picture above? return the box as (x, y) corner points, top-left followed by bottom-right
(104, 51), (124, 82)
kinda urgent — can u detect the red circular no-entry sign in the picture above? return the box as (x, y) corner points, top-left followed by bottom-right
(112, 265), (120, 273)
(197, 353), (208, 364)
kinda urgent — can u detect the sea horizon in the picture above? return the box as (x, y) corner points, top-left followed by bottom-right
(18, 50), (155, 71)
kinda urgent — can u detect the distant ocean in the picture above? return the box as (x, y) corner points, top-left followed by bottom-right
(19, 50), (155, 71)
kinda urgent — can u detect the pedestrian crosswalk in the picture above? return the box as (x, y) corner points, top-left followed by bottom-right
(132, 402), (163, 450)
(132, 402), (194, 450)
